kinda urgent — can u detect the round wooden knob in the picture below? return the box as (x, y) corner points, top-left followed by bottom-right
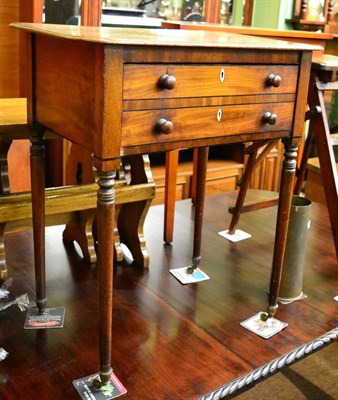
(266, 74), (282, 88)
(155, 118), (174, 134)
(262, 112), (277, 125)
(158, 74), (177, 90)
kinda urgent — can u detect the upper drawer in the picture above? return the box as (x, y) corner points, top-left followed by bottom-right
(123, 65), (298, 100)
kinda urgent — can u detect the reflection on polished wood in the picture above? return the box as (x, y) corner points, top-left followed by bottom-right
(0, 190), (337, 399)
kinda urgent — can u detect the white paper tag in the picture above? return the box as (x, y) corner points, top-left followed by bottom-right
(240, 312), (288, 339)
(170, 267), (210, 284)
(218, 229), (252, 242)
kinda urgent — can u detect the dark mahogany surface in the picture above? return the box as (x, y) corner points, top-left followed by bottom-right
(0, 190), (337, 399)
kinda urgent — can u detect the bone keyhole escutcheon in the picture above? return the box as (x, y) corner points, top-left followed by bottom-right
(220, 68), (225, 83)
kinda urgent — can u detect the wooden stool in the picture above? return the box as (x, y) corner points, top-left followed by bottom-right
(228, 54), (338, 259)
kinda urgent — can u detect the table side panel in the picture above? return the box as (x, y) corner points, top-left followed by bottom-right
(101, 46), (124, 164)
(34, 35), (105, 157)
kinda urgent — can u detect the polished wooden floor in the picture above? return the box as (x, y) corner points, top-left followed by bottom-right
(0, 190), (337, 400)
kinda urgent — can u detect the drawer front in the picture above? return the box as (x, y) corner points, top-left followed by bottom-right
(123, 65), (298, 101)
(121, 102), (294, 147)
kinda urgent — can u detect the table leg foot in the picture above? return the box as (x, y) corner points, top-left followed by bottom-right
(186, 255), (201, 274)
(260, 304), (278, 321)
(36, 298), (47, 315)
(93, 367), (113, 389)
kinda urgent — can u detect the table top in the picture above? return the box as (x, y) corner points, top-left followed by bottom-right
(10, 22), (320, 51)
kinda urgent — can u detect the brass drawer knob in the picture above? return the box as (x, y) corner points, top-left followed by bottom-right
(158, 74), (177, 90)
(266, 74), (282, 88)
(155, 118), (174, 134)
(262, 112), (277, 125)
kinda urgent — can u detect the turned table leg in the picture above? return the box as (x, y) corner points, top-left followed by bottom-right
(187, 146), (209, 273)
(266, 138), (299, 317)
(94, 169), (116, 387)
(30, 129), (47, 314)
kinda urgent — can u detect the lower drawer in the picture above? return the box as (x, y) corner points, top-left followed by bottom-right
(121, 102), (294, 147)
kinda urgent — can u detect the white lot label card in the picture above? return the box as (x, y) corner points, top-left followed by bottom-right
(170, 267), (210, 284)
(240, 312), (288, 339)
(218, 229), (252, 242)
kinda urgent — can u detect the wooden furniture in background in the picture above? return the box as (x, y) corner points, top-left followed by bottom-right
(203, 0), (254, 25)
(0, 0), (43, 193)
(294, 54), (338, 258)
(288, 0), (335, 31)
(0, 0), (21, 98)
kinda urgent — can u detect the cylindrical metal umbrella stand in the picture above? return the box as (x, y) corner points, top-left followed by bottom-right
(278, 195), (312, 302)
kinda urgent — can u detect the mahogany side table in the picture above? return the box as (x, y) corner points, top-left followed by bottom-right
(11, 22), (315, 388)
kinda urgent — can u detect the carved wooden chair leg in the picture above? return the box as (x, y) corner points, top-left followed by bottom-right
(117, 154), (155, 268)
(62, 209), (97, 263)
